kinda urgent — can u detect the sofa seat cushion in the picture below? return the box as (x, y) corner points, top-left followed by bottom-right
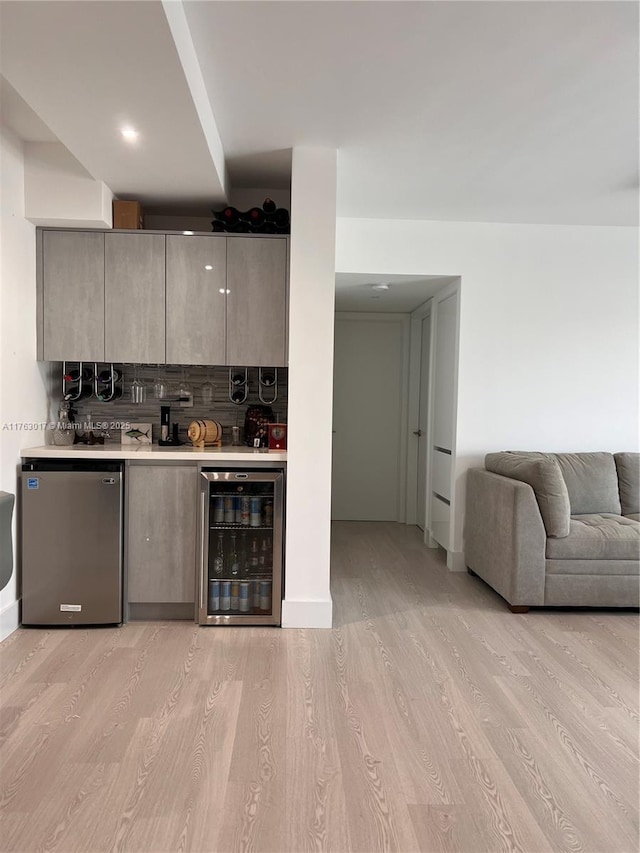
(546, 514), (640, 561)
(615, 453), (640, 516)
(485, 452), (570, 537)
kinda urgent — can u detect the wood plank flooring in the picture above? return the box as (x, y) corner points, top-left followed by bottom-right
(1, 521), (638, 852)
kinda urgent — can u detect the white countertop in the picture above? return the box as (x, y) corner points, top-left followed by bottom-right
(20, 444), (287, 463)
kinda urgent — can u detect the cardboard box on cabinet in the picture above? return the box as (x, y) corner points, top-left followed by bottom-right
(113, 200), (143, 229)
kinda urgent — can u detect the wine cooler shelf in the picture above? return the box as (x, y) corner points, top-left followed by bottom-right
(210, 494), (273, 528)
(208, 577), (273, 615)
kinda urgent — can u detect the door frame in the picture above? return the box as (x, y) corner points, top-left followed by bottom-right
(333, 312), (411, 522)
(406, 300), (434, 530)
(426, 279), (462, 563)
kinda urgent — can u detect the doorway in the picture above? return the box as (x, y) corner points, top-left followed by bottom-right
(332, 275), (460, 544)
(331, 314), (408, 521)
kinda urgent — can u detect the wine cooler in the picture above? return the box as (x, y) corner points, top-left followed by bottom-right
(198, 468), (284, 625)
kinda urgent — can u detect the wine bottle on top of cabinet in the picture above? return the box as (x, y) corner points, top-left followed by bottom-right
(246, 207), (265, 228)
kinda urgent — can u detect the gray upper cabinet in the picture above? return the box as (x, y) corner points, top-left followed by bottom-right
(166, 235), (226, 365)
(41, 230), (105, 362)
(38, 229), (289, 366)
(104, 233), (165, 364)
(226, 237), (288, 367)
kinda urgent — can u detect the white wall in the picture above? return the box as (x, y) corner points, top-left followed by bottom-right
(336, 217), (640, 562)
(283, 147), (336, 628)
(228, 187), (291, 213)
(0, 125), (52, 639)
(24, 142), (112, 228)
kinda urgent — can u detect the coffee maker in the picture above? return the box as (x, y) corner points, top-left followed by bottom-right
(158, 405), (181, 446)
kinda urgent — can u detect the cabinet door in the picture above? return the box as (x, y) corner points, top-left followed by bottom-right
(42, 231), (105, 361)
(127, 465), (197, 604)
(226, 237), (288, 367)
(166, 235), (226, 365)
(105, 233), (165, 363)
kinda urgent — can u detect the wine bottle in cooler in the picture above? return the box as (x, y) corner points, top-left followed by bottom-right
(229, 533), (240, 577)
(239, 532), (249, 577)
(213, 533), (225, 576)
(249, 537), (259, 573)
(263, 536), (273, 572)
(262, 197), (277, 214)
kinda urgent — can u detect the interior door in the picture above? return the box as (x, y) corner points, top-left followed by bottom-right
(416, 314), (431, 529)
(332, 317), (405, 521)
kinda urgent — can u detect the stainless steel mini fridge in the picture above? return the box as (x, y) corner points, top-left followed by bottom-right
(198, 468), (284, 626)
(21, 460), (124, 626)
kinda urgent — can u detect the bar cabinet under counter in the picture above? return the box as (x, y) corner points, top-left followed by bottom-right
(198, 467), (284, 625)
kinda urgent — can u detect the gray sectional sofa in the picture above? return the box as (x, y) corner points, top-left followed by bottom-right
(464, 452), (640, 611)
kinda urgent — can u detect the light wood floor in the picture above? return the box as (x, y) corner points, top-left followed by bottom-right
(1, 522), (638, 853)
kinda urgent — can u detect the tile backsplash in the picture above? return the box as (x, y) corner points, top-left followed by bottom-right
(53, 364), (288, 445)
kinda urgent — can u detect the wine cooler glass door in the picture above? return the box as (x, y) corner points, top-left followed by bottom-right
(199, 470), (283, 625)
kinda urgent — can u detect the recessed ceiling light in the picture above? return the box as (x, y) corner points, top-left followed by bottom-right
(204, 264), (213, 270)
(120, 127), (138, 141)
(219, 288), (230, 294)
(183, 230), (194, 236)
(372, 283), (390, 291)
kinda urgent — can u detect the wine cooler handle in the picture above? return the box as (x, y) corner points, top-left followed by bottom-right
(199, 488), (207, 614)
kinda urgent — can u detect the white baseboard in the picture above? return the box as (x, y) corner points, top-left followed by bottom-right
(447, 550), (467, 572)
(0, 599), (20, 642)
(281, 598), (333, 629)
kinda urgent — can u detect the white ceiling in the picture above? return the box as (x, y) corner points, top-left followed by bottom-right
(0, 0), (637, 226)
(184, 0), (638, 226)
(0, 77), (58, 143)
(335, 274), (457, 313)
(0, 0), (226, 205)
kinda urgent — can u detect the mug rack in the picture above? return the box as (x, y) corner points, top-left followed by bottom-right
(229, 367), (248, 404)
(62, 362), (122, 403)
(258, 368), (278, 405)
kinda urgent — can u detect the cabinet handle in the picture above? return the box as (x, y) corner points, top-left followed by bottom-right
(413, 429), (422, 437)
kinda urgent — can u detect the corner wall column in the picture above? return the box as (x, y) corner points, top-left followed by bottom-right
(282, 147), (337, 628)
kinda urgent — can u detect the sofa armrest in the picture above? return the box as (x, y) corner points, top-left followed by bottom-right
(464, 469), (546, 606)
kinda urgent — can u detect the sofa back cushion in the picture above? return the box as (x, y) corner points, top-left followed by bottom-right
(484, 452), (570, 538)
(554, 452), (621, 516)
(614, 452), (640, 516)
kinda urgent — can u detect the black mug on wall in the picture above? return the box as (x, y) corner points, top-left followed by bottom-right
(65, 366), (93, 384)
(97, 369), (121, 384)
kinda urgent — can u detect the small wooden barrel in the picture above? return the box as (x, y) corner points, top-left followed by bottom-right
(188, 419), (222, 447)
